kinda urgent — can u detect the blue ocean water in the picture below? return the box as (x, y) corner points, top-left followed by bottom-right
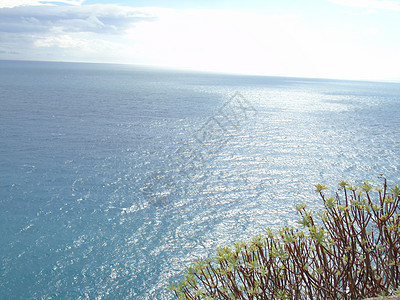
(0, 60), (399, 299)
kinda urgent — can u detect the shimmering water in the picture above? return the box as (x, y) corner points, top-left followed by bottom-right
(1, 60), (399, 299)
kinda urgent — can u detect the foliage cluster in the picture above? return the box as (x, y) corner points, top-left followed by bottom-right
(169, 178), (400, 299)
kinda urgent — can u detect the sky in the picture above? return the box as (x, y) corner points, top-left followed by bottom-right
(0, 0), (400, 81)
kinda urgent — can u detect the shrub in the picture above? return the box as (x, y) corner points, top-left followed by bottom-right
(169, 178), (400, 299)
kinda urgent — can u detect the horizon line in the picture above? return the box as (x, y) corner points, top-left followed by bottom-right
(1, 58), (399, 84)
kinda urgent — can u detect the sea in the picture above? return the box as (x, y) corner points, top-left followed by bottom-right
(1, 60), (399, 299)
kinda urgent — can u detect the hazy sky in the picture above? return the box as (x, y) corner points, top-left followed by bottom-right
(1, 0), (399, 81)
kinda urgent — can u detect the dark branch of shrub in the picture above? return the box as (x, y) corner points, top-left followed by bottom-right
(168, 178), (400, 299)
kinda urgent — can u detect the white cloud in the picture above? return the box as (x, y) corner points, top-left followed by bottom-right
(122, 8), (400, 80)
(123, 9), (313, 76)
(0, 3), (157, 63)
(0, 5), (156, 34)
(42, 0), (84, 5)
(0, 3), (399, 81)
(329, 0), (400, 11)
(364, 27), (380, 34)
(34, 34), (85, 48)
(0, 0), (83, 8)
(0, 0), (42, 8)
(362, 9), (379, 14)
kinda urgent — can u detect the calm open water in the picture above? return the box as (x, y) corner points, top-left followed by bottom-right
(1, 60), (399, 299)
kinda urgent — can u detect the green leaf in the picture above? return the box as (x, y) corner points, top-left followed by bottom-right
(339, 180), (348, 189)
(314, 184), (327, 193)
(391, 185), (400, 198)
(295, 203), (307, 212)
(325, 197), (336, 208)
(361, 180), (373, 193)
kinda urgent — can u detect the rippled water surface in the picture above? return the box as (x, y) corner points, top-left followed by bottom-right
(1, 60), (400, 298)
